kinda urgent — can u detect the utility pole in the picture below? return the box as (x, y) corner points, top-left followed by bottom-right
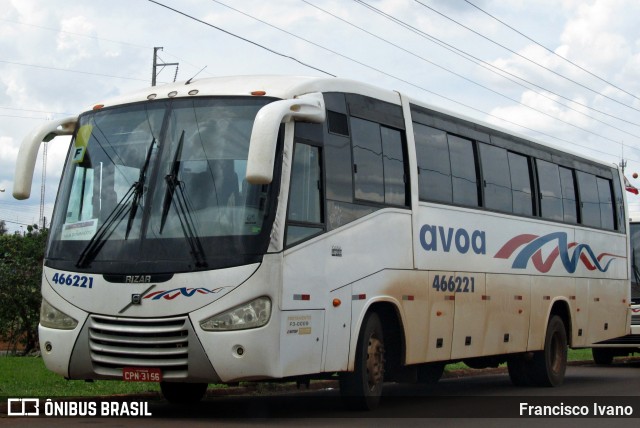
(152, 47), (179, 86)
(620, 158), (627, 173)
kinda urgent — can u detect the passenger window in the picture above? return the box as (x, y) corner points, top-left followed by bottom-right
(381, 126), (407, 206)
(286, 143), (323, 246)
(508, 152), (533, 216)
(559, 167), (578, 223)
(536, 160), (563, 221)
(448, 135), (478, 207)
(351, 117), (384, 204)
(480, 144), (512, 212)
(576, 171), (600, 228)
(352, 117), (408, 206)
(596, 177), (615, 230)
(414, 123), (452, 203)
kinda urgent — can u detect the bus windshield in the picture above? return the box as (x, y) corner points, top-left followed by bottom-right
(47, 97), (280, 274)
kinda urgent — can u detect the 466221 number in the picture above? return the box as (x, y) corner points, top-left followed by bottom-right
(51, 272), (94, 289)
(432, 275), (475, 293)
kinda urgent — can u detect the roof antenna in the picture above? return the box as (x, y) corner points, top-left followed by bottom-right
(186, 66), (207, 85)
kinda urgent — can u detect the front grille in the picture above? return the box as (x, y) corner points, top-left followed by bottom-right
(88, 315), (189, 378)
(632, 314), (640, 326)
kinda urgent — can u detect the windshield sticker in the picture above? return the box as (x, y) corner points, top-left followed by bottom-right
(72, 124), (93, 163)
(61, 219), (98, 241)
(495, 232), (625, 273)
(143, 287), (228, 301)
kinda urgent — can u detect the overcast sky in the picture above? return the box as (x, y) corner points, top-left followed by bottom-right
(3, 0), (640, 233)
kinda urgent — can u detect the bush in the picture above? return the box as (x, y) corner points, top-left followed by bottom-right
(0, 226), (47, 354)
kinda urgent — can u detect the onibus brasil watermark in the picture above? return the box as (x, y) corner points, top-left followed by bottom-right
(7, 398), (152, 417)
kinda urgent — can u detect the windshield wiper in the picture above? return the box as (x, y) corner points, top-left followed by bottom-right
(159, 131), (184, 234)
(159, 131), (207, 268)
(125, 138), (155, 239)
(76, 138), (156, 268)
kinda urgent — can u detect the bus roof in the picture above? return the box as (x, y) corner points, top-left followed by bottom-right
(91, 74), (617, 172)
(92, 75), (401, 108)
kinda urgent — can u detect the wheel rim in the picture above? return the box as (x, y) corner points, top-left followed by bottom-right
(365, 334), (385, 392)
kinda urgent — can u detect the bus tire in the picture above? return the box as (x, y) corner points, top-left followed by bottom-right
(530, 315), (567, 386)
(592, 348), (615, 365)
(160, 382), (208, 404)
(339, 312), (385, 410)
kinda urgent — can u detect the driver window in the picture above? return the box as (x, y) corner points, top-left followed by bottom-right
(286, 143), (324, 246)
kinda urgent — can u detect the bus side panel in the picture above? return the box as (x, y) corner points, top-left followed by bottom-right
(282, 210), (413, 373)
(425, 271), (454, 362)
(450, 272), (487, 360)
(280, 309), (325, 376)
(348, 270), (427, 367)
(482, 274), (531, 355)
(529, 277), (576, 350)
(323, 285), (352, 372)
(586, 278), (629, 344)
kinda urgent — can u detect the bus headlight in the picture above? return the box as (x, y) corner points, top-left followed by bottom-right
(40, 299), (78, 330)
(200, 297), (271, 331)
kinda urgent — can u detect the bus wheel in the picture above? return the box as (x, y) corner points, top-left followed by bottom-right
(592, 348), (615, 365)
(160, 382), (208, 404)
(340, 312), (385, 410)
(530, 315), (567, 386)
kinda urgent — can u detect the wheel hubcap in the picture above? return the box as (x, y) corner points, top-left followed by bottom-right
(366, 335), (385, 391)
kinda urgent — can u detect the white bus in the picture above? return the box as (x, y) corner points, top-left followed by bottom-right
(14, 76), (630, 409)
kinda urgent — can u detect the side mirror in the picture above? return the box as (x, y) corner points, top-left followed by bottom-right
(246, 92), (325, 184)
(13, 116), (78, 200)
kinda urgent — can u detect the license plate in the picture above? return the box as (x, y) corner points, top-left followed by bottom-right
(122, 367), (162, 382)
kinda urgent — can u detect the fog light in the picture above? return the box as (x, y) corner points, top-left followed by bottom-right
(45, 342), (53, 353)
(233, 345), (245, 358)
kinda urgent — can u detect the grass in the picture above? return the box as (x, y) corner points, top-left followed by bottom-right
(0, 355), (161, 398)
(1, 349), (597, 398)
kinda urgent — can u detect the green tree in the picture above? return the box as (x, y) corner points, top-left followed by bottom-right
(0, 225), (47, 354)
(0, 220), (7, 235)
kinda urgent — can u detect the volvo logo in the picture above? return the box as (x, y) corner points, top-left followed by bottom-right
(118, 284), (156, 314)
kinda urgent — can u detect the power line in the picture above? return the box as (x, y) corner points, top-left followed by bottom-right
(462, 0), (640, 103)
(0, 59), (149, 82)
(410, 0), (640, 115)
(204, 1), (628, 160)
(301, 0), (635, 146)
(146, 0), (335, 77)
(0, 18), (151, 51)
(350, 0), (640, 133)
(190, 0), (632, 160)
(1, 17), (208, 80)
(0, 106), (74, 116)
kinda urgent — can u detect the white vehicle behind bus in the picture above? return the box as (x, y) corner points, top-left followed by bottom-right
(14, 75), (631, 409)
(591, 214), (640, 364)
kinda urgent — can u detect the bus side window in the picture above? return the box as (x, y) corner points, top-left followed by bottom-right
(596, 177), (615, 230)
(559, 167), (578, 223)
(351, 117), (408, 207)
(414, 123), (452, 203)
(508, 152), (533, 216)
(479, 143), (512, 213)
(536, 159), (563, 221)
(576, 171), (601, 228)
(285, 143), (324, 247)
(448, 135), (478, 207)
